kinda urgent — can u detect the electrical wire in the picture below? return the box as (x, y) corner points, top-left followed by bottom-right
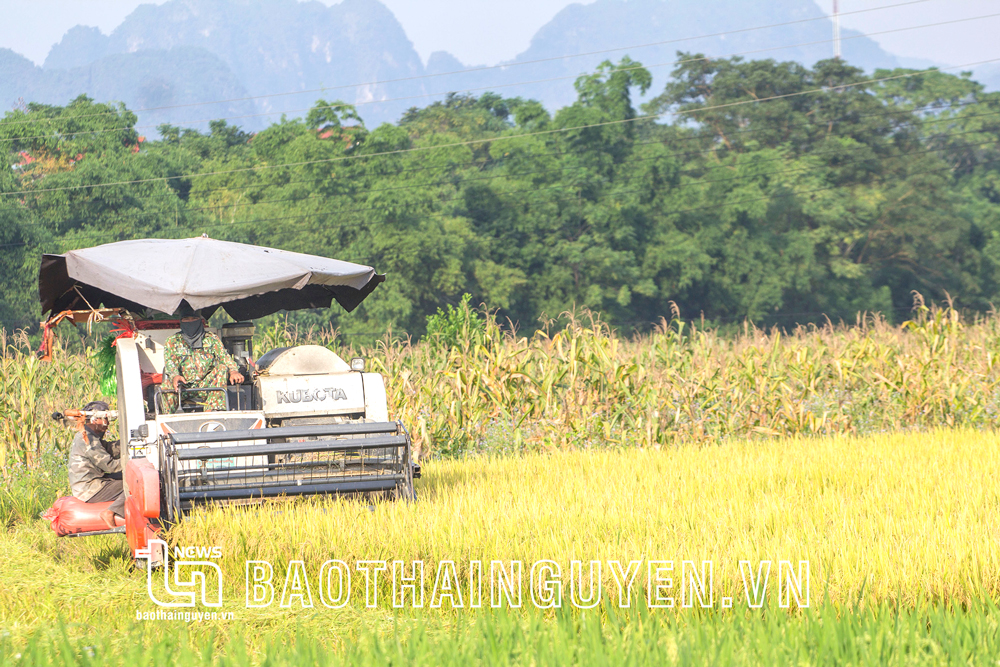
(0, 0), (945, 127)
(6, 116), (999, 239)
(20, 96), (981, 209)
(1, 97), (970, 212)
(4, 11), (997, 145)
(166, 125), (999, 216)
(4, 135), (995, 254)
(15, 127), (998, 234)
(4, 56), (999, 200)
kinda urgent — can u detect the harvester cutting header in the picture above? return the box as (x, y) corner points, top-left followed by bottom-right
(38, 236), (418, 566)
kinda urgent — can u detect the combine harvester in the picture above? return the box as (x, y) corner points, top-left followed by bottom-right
(39, 237), (418, 565)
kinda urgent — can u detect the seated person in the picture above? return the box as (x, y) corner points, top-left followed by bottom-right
(68, 400), (124, 529)
(161, 310), (244, 412)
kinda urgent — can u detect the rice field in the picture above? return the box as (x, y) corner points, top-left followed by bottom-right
(0, 429), (998, 663)
(2, 307), (1000, 664)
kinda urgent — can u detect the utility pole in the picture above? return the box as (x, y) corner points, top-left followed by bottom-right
(833, 0), (842, 60)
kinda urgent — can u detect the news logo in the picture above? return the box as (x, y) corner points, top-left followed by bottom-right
(136, 539), (223, 608)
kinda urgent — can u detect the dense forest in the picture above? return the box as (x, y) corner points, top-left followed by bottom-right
(2, 54), (1000, 336)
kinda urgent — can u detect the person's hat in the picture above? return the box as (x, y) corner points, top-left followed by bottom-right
(83, 400), (110, 412)
(175, 302), (200, 318)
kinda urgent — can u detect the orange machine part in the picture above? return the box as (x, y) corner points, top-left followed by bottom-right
(125, 457), (160, 518)
(125, 458), (161, 558)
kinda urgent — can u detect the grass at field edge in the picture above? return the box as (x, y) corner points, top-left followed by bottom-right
(3, 600), (1000, 666)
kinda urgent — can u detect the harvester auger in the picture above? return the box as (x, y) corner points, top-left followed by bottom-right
(38, 237), (419, 565)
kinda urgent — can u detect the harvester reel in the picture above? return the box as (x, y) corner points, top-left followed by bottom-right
(159, 421), (416, 520)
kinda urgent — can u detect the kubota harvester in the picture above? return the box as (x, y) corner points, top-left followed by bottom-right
(39, 237), (418, 566)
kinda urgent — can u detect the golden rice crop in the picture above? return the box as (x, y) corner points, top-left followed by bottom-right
(0, 427), (993, 648)
(166, 428), (999, 609)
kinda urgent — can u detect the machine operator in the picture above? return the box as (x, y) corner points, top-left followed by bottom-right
(161, 308), (244, 412)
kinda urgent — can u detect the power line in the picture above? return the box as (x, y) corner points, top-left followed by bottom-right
(12, 95), (981, 210)
(4, 12), (996, 145)
(17, 127), (997, 230)
(3, 97), (995, 263)
(169, 126), (1000, 216)
(4, 56), (999, 200)
(3, 114), (996, 257)
(3, 54), (996, 251)
(5, 134), (995, 255)
(0, 0), (943, 128)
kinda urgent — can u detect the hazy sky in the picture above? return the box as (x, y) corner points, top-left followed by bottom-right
(815, 0), (998, 68)
(0, 0), (997, 68)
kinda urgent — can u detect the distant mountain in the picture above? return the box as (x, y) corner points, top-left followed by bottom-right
(427, 0), (903, 112)
(0, 46), (254, 129)
(2, 0), (995, 134)
(425, 51), (470, 78)
(36, 0), (429, 131)
(971, 64), (1000, 93)
(0, 50), (38, 108)
(44, 26), (113, 71)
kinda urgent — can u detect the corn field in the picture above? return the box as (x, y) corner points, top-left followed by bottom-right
(0, 330), (102, 471)
(382, 304), (1000, 457)
(2, 304), (1000, 468)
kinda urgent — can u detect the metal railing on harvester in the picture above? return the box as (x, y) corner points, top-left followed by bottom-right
(159, 421), (415, 521)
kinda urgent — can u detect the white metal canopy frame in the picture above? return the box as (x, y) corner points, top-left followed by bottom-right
(38, 237), (385, 320)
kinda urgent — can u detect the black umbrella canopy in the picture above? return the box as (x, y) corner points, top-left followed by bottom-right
(39, 237), (385, 319)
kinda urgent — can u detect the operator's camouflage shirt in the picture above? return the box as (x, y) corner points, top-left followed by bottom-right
(68, 430), (121, 501)
(161, 332), (237, 412)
